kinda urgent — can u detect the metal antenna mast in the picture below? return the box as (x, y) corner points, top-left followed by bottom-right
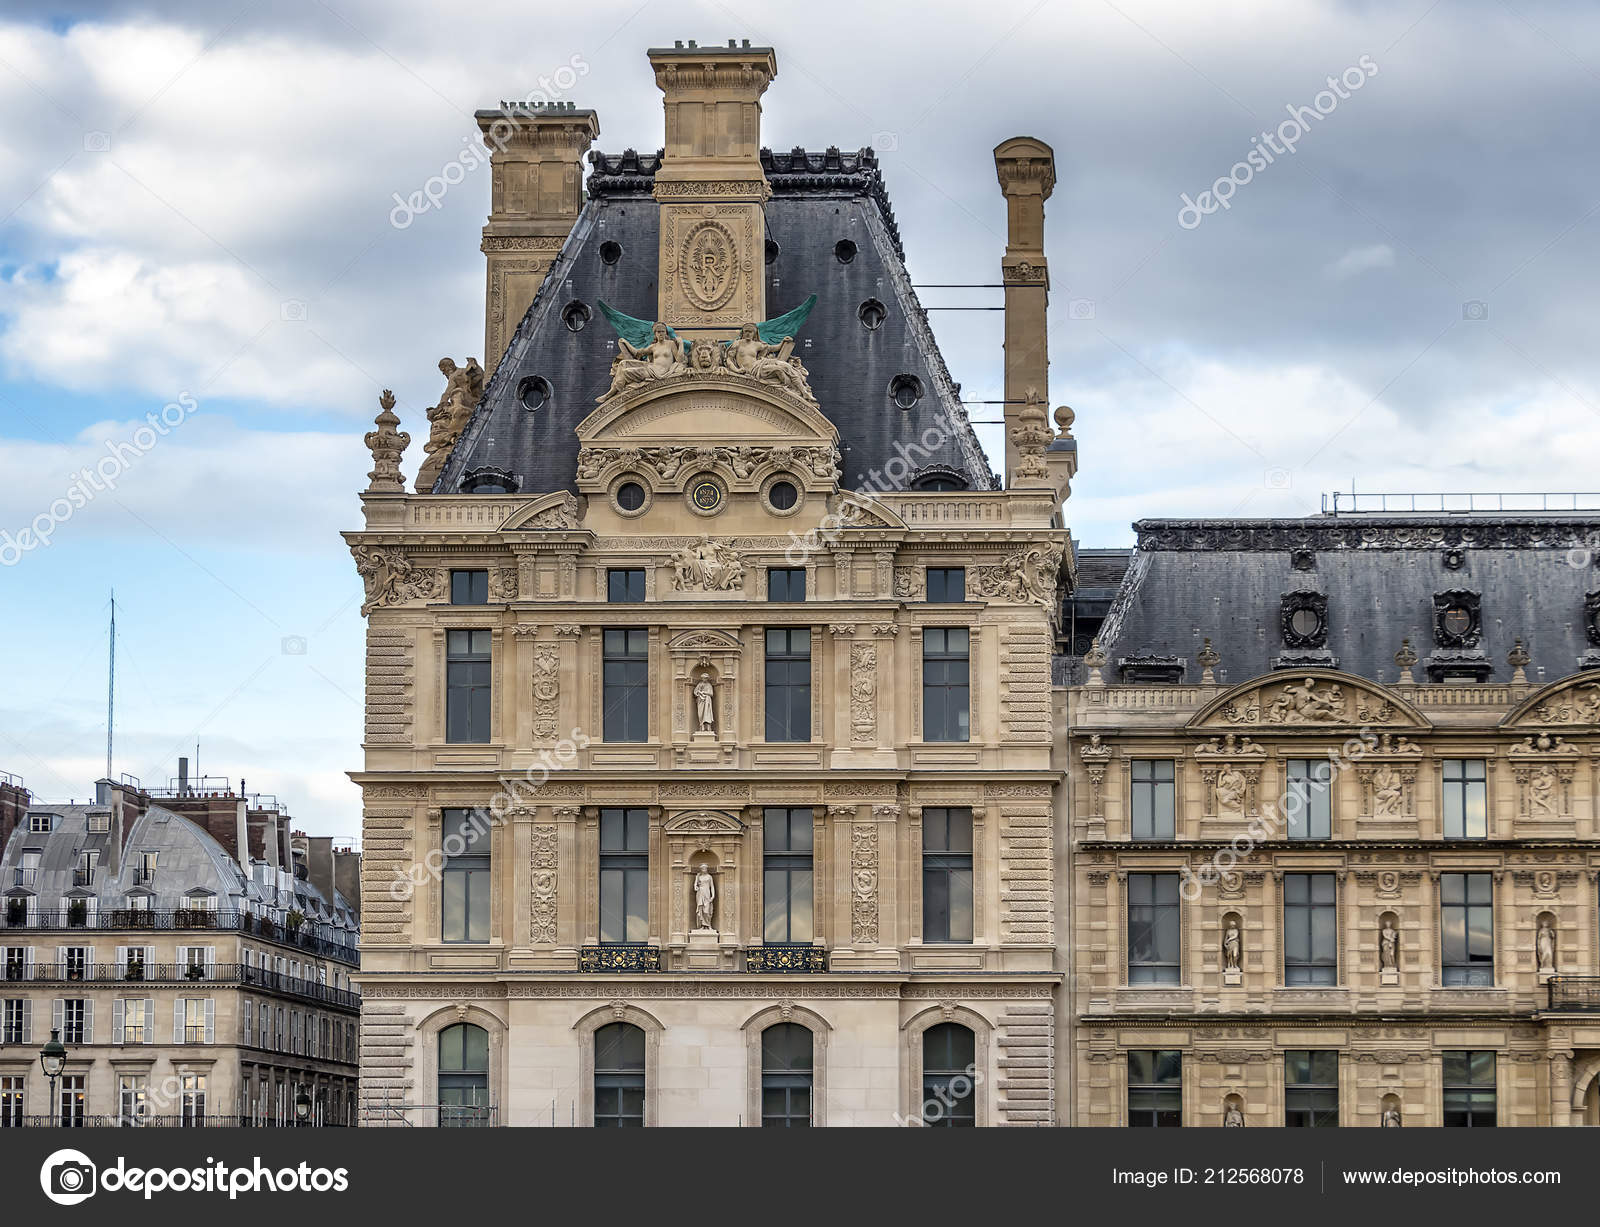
(106, 590), (116, 780)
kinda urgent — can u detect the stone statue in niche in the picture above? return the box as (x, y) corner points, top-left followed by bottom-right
(1222, 1100), (1245, 1127)
(1222, 916), (1242, 972)
(1381, 1101), (1402, 1128)
(1537, 918), (1557, 972)
(1371, 764), (1405, 816)
(693, 675), (716, 734)
(693, 865), (716, 931)
(1215, 767), (1247, 814)
(1379, 916), (1400, 972)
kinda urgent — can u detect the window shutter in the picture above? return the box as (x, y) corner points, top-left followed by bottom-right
(204, 947), (215, 977)
(52, 998), (62, 1035)
(113, 997), (125, 1044)
(84, 948), (94, 975)
(116, 945), (126, 971)
(82, 1000), (93, 1044)
(143, 999), (153, 1044)
(204, 998), (215, 1044)
(142, 946), (154, 972)
(55, 946), (66, 975)
(174, 998), (185, 1045)
(21, 998), (31, 1044)
(22, 948), (33, 980)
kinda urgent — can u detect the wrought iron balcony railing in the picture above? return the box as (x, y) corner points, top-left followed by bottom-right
(745, 944), (827, 972)
(0, 908), (358, 965)
(1547, 976), (1600, 1012)
(578, 945), (662, 972)
(5, 1115), (351, 1128)
(4, 962), (359, 1009)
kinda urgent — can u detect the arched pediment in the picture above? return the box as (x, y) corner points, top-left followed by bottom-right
(829, 493), (907, 532)
(577, 378), (838, 448)
(661, 809), (745, 835)
(499, 490), (582, 531)
(1502, 669), (1600, 729)
(666, 628), (743, 653)
(1188, 669), (1429, 731)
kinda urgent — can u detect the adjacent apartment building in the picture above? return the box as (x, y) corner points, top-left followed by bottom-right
(0, 772), (361, 1125)
(348, 41), (1074, 1125)
(1059, 513), (1600, 1126)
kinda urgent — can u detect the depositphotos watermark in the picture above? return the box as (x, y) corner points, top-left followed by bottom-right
(1, 392), (199, 567)
(390, 55), (590, 230)
(1177, 54), (1378, 230)
(41, 1148), (348, 1205)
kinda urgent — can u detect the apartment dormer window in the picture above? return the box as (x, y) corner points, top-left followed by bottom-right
(28, 814), (54, 833)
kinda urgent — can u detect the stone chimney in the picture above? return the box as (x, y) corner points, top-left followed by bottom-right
(648, 40), (777, 339)
(476, 102), (600, 367)
(994, 137), (1056, 488)
(0, 773), (31, 854)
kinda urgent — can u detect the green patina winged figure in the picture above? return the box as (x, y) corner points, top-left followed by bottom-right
(596, 296), (820, 404)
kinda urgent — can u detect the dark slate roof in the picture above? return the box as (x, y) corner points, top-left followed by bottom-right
(437, 147), (996, 495)
(1097, 516), (1600, 686)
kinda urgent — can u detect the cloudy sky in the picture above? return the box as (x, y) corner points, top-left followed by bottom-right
(1, 0), (1597, 837)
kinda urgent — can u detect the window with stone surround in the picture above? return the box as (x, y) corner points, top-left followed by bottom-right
(445, 629), (492, 744)
(921, 1022), (976, 1127)
(1285, 1051), (1338, 1127)
(764, 628), (812, 743)
(763, 808), (813, 944)
(1442, 759), (1487, 839)
(922, 627), (970, 743)
(1127, 1050), (1181, 1127)
(760, 1023), (813, 1127)
(441, 808), (491, 944)
(921, 807), (974, 943)
(594, 1022), (646, 1127)
(1440, 872), (1494, 987)
(599, 808), (649, 945)
(602, 628), (649, 743)
(1130, 760), (1174, 840)
(1285, 758), (1332, 839)
(1127, 873), (1180, 985)
(1442, 1051), (1496, 1127)
(1283, 872), (1337, 985)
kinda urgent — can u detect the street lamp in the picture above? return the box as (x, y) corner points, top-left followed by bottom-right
(294, 1087), (312, 1127)
(39, 1028), (67, 1125)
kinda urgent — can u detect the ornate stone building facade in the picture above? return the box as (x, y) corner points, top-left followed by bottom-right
(1059, 517), (1600, 1127)
(349, 42), (1073, 1126)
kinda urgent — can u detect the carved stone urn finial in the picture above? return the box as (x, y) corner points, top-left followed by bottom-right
(364, 389), (409, 493)
(1394, 637), (1418, 685)
(1084, 637), (1107, 687)
(1197, 637), (1221, 685)
(1508, 636), (1531, 684)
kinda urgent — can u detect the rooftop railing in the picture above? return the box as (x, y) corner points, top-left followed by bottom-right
(0, 907), (358, 965)
(1323, 490), (1600, 516)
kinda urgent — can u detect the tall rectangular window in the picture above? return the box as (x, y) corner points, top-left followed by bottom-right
(602, 628), (649, 743)
(445, 629), (492, 744)
(1441, 872), (1494, 986)
(119, 1073), (148, 1126)
(180, 1073), (207, 1127)
(767, 568), (805, 602)
(763, 808), (813, 944)
(607, 569), (645, 603)
(120, 998), (149, 1044)
(926, 568), (965, 603)
(1127, 873), (1180, 984)
(600, 808), (649, 945)
(1130, 760), (1175, 839)
(0, 1075), (22, 1127)
(1442, 1052), (1496, 1127)
(764, 628), (812, 742)
(1285, 758), (1332, 839)
(441, 809), (491, 944)
(1284, 873), (1337, 985)
(922, 627), (970, 743)
(1, 999), (26, 1044)
(59, 1075), (85, 1127)
(1127, 1051), (1181, 1127)
(1442, 760), (1488, 839)
(61, 998), (88, 1044)
(922, 808), (974, 943)
(450, 569), (488, 604)
(1284, 1051), (1338, 1127)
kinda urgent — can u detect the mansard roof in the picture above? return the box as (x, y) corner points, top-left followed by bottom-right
(437, 147), (995, 498)
(1096, 515), (1600, 686)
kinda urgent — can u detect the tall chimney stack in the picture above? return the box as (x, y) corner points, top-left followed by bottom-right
(476, 102), (601, 367)
(648, 41), (776, 339)
(993, 137), (1056, 488)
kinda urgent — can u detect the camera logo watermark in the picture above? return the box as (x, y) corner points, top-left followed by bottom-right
(41, 1149), (348, 1203)
(1178, 55), (1378, 230)
(42, 1149), (97, 1205)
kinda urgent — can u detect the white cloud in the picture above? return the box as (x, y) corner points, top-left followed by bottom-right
(1324, 243), (1396, 280)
